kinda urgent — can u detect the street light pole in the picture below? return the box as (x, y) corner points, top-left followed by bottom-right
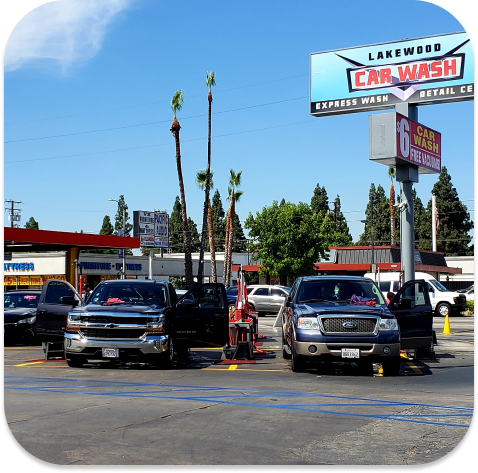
(109, 198), (126, 279)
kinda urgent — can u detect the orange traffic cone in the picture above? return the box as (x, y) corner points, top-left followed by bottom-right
(442, 314), (452, 334)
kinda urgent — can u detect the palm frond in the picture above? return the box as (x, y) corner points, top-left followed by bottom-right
(195, 169), (214, 189)
(171, 90), (184, 117)
(234, 190), (244, 202)
(206, 71), (216, 89)
(388, 166), (396, 180)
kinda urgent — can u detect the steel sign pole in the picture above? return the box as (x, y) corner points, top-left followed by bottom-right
(395, 103), (417, 283)
(122, 208), (126, 280)
(149, 249), (153, 280)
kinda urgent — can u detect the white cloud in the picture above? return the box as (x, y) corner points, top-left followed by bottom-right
(4, 0), (134, 72)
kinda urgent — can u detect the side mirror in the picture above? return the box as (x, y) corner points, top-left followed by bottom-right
(428, 287), (434, 292)
(285, 295), (292, 307)
(178, 298), (199, 310)
(60, 296), (79, 307)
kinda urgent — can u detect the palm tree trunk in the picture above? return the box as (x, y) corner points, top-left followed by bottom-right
(207, 198), (217, 282)
(224, 195), (236, 287)
(171, 119), (193, 288)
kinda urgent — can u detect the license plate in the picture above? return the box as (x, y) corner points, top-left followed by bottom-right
(102, 348), (119, 358)
(341, 348), (360, 358)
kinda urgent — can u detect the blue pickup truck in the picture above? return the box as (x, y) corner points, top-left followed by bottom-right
(281, 276), (434, 376)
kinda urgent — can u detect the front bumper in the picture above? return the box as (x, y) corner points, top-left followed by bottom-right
(4, 323), (36, 342)
(295, 340), (400, 359)
(64, 332), (170, 359)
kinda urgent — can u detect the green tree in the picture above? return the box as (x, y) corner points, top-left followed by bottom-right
(170, 90), (193, 288)
(197, 168), (217, 282)
(427, 166), (473, 255)
(211, 190), (226, 252)
(223, 170), (243, 287)
(310, 183), (329, 215)
(168, 196), (200, 254)
(388, 167), (397, 245)
(100, 215), (114, 235)
(357, 184), (390, 246)
(113, 195), (133, 237)
(197, 71), (217, 284)
(328, 195), (353, 247)
(232, 213), (247, 252)
(245, 201), (334, 281)
(24, 217), (39, 229)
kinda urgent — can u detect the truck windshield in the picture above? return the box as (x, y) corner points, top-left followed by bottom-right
(429, 279), (448, 292)
(297, 279), (386, 305)
(89, 283), (168, 307)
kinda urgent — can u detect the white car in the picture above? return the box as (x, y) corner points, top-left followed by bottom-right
(457, 285), (474, 301)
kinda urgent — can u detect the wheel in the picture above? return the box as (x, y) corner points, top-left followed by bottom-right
(436, 302), (451, 317)
(249, 303), (256, 313)
(381, 357), (401, 376)
(357, 359), (373, 376)
(66, 355), (84, 368)
(151, 338), (174, 369)
(282, 329), (291, 360)
(291, 332), (306, 372)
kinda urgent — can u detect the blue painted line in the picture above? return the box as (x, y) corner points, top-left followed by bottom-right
(4, 375), (473, 428)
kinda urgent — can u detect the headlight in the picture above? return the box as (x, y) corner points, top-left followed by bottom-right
(66, 313), (82, 331)
(146, 315), (165, 333)
(378, 317), (399, 331)
(298, 317), (319, 330)
(18, 316), (36, 324)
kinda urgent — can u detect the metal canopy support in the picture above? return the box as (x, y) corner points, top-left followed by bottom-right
(395, 103), (418, 283)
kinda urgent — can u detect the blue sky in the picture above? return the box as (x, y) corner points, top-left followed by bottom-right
(2, 0), (475, 252)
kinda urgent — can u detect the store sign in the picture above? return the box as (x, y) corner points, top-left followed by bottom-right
(310, 32), (473, 116)
(81, 262), (112, 270)
(4, 262), (34, 271)
(369, 112), (441, 174)
(134, 210), (169, 248)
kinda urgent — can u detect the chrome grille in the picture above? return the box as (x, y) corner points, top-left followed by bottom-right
(81, 329), (146, 339)
(321, 317), (377, 333)
(81, 316), (148, 325)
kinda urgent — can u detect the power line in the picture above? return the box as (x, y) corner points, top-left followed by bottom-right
(5, 96), (307, 144)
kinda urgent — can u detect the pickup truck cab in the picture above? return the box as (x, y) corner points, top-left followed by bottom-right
(282, 276), (433, 376)
(365, 271), (466, 317)
(63, 280), (229, 368)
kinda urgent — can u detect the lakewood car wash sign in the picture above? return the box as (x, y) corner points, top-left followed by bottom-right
(310, 32), (473, 116)
(369, 112), (441, 174)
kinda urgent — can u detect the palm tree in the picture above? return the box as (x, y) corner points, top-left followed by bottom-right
(197, 71), (216, 284)
(170, 90), (193, 289)
(196, 169), (217, 282)
(389, 167), (396, 246)
(223, 169), (243, 287)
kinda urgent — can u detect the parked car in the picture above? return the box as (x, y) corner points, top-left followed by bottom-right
(63, 280), (229, 368)
(4, 290), (42, 343)
(247, 285), (291, 315)
(226, 285), (254, 312)
(457, 285), (474, 301)
(365, 271), (466, 317)
(282, 276), (434, 375)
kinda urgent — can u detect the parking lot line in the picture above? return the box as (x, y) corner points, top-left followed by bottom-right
(406, 361), (423, 374)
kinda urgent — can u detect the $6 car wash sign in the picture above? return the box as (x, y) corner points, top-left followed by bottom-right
(310, 32), (473, 116)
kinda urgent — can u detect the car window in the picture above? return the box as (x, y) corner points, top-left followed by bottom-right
(396, 281), (427, 309)
(4, 293), (40, 308)
(271, 288), (287, 297)
(227, 287), (238, 296)
(254, 288), (269, 296)
(45, 281), (75, 304)
(184, 284), (223, 308)
(379, 281), (390, 292)
(392, 281), (400, 292)
(89, 283), (167, 306)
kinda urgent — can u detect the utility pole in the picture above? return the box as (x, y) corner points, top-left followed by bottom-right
(4, 200), (23, 228)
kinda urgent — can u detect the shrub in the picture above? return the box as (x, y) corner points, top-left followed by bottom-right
(466, 300), (474, 313)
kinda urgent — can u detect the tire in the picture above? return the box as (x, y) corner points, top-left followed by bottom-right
(357, 359), (373, 376)
(66, 355), (84, 368)
(249, 303), (256, 313)
(151, 338), (174, 369)
(282, 329), (291, 360)
(381, 357), (401, 376)
(436, 302), (451, 317)
(291, 332), (306, 372)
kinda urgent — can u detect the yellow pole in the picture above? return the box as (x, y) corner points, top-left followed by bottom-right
(442, 314), (452, 334)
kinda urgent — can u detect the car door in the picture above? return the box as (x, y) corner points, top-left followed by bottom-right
(173, 283), (229, 348)
(389, 279), (433, 349)
(36, 279), (82, 342)
(270, 288), (288, 313)
(251, 287), (270, 312)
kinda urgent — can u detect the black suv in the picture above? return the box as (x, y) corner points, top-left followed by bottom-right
(281, 276), (433, 376)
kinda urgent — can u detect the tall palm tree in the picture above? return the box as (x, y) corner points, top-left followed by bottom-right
(223, 169), (243, 287)
(196, 169), (217, 282)
(170, 90), (193, 288)
(197, 71), (216, 284)
(389, 166), (396, 246)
